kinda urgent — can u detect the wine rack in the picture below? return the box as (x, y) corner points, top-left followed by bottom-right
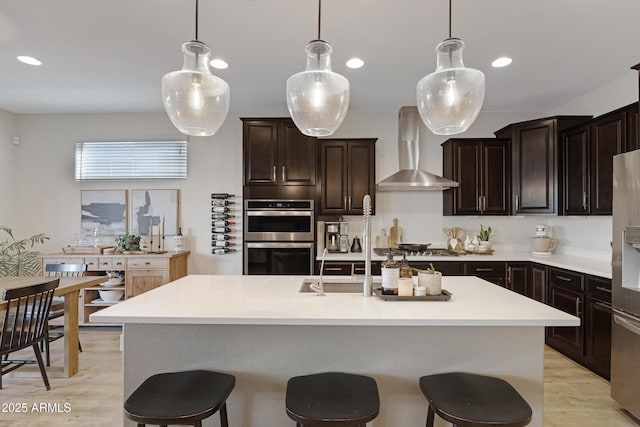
(211, 193), (238, 255)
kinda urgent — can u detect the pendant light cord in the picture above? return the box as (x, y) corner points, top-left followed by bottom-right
(448, 0), (452, 38)
(317, 0), (322, 40)
(195, 0), (199, 40)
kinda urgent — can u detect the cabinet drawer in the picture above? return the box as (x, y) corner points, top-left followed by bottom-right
(43, 257), (85, 265)
(85, 257), (100, 270)
(318, 262), (352, 275)
(111, 257), (126, 270)
(549, 268), (583, 292)
(98, 257), (113, 270)
(585, 275), (611, 301)
(127, 257), (169, 270)
(465, 262), (506, 276)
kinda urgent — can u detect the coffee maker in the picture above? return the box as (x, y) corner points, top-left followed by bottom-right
(325, 221), (348, 253)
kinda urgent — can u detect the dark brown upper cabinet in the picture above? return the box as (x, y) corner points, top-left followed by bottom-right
(318, 138), (376, 215)
(442, 138), (510, 216)
(624, 102), (639, 152)
(560, 105), (634, 215)
(495, 116), (591, 215)
(242, 118), (317, 199)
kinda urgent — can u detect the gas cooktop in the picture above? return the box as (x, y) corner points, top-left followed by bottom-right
(373, 248), (459, 257)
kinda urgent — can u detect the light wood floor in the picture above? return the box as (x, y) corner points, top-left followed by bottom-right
(1, 329), (639, 426)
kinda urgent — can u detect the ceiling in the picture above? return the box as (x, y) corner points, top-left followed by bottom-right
(1, 0), (639, 115)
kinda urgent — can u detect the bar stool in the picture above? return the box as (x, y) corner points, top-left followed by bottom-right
(124, 370), (235, 427)
(419, 372), (532, 427)
(286, 372), (380, 426)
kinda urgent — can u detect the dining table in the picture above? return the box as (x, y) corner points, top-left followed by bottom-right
(0, 275), (107, 377)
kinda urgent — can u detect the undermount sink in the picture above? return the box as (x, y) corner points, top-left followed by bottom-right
(299, 279), (364, 293)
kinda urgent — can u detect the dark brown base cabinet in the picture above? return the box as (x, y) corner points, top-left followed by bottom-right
(506, 263), (529, 296)
(530, 264), (547, 303)
(545, 267), (612, 380)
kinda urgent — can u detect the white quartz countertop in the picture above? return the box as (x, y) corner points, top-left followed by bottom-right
(91, 275), (579, 327)
(321, 251), (612, 279)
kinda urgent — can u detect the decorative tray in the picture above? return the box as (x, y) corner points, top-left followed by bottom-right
(464, 249), (495, 255)
(373, 288), (452, 301)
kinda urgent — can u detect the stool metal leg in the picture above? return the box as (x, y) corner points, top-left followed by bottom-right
(426, 406), (435, 427)
(219, 402), (229, 427)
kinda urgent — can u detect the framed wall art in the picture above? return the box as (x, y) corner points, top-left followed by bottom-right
(81, 190), (128, 236)
(131, 189), (179, 236)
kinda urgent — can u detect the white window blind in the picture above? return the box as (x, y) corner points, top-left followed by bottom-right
(75, 141), (187, 180)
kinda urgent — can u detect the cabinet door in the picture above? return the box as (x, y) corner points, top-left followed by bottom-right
(278, 120), (316, 186)
(319, 141), (347, 213)
(243, 120), (278, 185)
(346, 140), (376, 214)
(451, 140), (482, 215)
(561, 125), (590, 215)
(626, 103), (639, 152)
(530, 264), (547, 303)
(506, 263), (528, 296)
(547, 285), (584, 358)
(590, 111), (625, 214)
(482, 141), (510, 214)
(465, 262), (506, 287)
(584, 295), (612, 379)
(512, 120), (556, 214)
(126, 269), (170, 298)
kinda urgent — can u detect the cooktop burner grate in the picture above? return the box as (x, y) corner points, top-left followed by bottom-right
(373, 248), (459, 257)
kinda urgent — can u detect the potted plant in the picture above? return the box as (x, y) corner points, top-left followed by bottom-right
(477, 224), (492, 251)
(0, 225), (49, 276)
(414, 263), (442, 296)
(114, 233), (141, 254)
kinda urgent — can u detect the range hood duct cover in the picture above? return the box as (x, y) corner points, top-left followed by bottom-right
(377, 106), (459, 191)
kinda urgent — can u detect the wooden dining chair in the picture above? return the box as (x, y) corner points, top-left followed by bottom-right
(43, 263), (88, 366)
(1, 278), (59, 390)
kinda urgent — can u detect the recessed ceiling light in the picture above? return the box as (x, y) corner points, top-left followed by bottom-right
(210, 59), (229, 69)
(346, 58), (364, 69)
(491, 57), (512, 68)
(17, 55), (42, 66)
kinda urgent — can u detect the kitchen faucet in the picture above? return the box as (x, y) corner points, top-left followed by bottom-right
(363, 195), (373, 296)
(314, 247), (328, 296)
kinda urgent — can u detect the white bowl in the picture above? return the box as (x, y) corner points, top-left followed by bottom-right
(98, 289), (124, 302)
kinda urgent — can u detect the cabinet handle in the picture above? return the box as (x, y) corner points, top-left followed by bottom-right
(556, 275), (573, 282)
(576, 297), (582, 317)
(477, 196), (481, 211)
(482, 195), (487, 212)
(507, 266), (512, 284)
(325, 267), (343, 271)
(344, 195), (347, 209)
(354, 268), (365, 273)
(282, 166), (286, 182)
(595, 286), (612, 293)
(145, 261), (151, 266)
(272, 165), (276, 181)
(475, 268), (494, 272)
(515, 194), (520, 211)
(595, 301), (612, 310)
(115, 262), (123, 266)
(582, 192), (587, 211)
(348, 195), (352, 210)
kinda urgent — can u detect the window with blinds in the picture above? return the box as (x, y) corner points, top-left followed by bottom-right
(75, 141), (187, 180)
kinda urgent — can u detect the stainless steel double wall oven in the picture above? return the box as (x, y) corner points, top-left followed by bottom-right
(244, 200), (314, 275)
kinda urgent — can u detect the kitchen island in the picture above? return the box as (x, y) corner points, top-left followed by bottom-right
(92, 275), (578, 427)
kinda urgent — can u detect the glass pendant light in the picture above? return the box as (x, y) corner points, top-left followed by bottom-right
(417, 0), (485, 135)
(286, 0), (349, 137)
(162, 0), (230, 137)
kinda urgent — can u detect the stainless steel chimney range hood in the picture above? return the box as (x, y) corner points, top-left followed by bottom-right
(376, 106), (459, 192)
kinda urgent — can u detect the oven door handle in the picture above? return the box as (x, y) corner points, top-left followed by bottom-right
(246, 211), (313, 217)
(246, 242), (314, 249)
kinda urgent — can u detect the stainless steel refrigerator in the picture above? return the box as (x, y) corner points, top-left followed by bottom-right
(612, 149), (640, 419)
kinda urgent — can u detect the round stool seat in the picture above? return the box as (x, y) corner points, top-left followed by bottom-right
(419, 372), (532, 427)
(124, 370), (235, 426)
(286, 372), (380, 426)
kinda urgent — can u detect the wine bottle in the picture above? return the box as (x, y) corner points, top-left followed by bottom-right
(211, 213), (235, 220)
(211, 199), (235, 207)
(212, 234), (234, 241)
(213, 240), (235, 247)
(211, 193), (235, 199)
(212, 226), (235, 233)
(212, 248), (236, 254)
(212, 220), (236, 227)
(211, 206), (232, 213)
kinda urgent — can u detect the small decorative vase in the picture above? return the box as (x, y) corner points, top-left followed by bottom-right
(418, 271), (442, 295)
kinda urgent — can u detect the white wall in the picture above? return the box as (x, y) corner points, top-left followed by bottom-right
(0, 109), (17, 226)
(9, 69), (636, 273)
